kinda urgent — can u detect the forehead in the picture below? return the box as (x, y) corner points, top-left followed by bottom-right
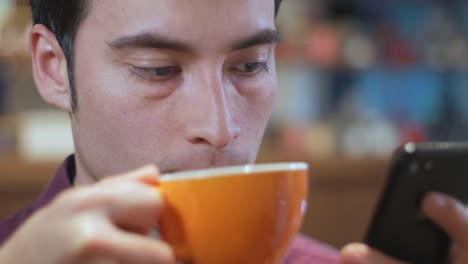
(82, 0), (276, 51)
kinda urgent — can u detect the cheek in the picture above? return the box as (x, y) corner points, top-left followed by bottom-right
(235, 76), (278, 136)
(75, 59), (129, 107)
(73, 95), (177, 174)
(88, 90), (177, 154)
(109, 110), (174, 159)
(73, 57), (178, 164)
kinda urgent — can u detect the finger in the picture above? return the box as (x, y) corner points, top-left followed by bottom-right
(110, 184), (163, 234)
(449, 243), (468, 264)
(100, 165), (160, 185)
(89, 181), (164, 234)
(340, 243), (407, 264)
(83, 231), (175, 264)
(422, 192), (468, 245)
(81, 259), (117, 264)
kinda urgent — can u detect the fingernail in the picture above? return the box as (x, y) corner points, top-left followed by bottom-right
(349, 244), (368, 258)
(133, 165), (160, 185)
(342, 243), (368, 264)
(426, 192), (447, 208)
(139, 165), (159, 174)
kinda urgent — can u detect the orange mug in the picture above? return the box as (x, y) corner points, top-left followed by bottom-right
(155, 163), (309, 264)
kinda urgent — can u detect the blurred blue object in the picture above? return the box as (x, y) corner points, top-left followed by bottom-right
(354, 66), (444, 125)
(452, 0), (468, 34)
(0, 64), (7, 114)
(387, 2), (431, 43)
(450, 73), (468, 122)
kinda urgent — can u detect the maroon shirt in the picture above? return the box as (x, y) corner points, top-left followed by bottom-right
(0, 156), (339, 263)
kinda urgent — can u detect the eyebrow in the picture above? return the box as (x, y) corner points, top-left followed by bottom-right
(107, 29), (281, 53)
(107, 32), (193, 52)
(232, 29), (281, 50)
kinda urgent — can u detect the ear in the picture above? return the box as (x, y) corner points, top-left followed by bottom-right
(30, 24), (73, 112)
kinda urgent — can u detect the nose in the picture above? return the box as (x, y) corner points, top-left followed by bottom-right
(184, 70), (240, 149)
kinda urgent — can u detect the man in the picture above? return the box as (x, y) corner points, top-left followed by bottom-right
(0, 0), (467, 263)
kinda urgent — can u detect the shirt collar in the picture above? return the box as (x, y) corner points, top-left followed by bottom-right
(33, 155), (75, 208)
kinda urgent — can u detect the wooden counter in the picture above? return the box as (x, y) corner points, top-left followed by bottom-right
(0, 154), (390, 249)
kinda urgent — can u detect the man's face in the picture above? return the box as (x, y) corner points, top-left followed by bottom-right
(71, 0), (278, 179)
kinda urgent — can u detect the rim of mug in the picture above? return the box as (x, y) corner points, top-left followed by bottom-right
(159, 162), (308, 182)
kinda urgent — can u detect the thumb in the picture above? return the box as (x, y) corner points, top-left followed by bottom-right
(422, 192), (468, 246)
(99, 165), (160, 185)
(340, 243), (407, 264)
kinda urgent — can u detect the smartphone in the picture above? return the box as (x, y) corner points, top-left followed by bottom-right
(364, 142), (468, 264)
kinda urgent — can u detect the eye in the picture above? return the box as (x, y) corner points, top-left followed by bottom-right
(130, 66), (182, 82)
(232, 62), (269, 76)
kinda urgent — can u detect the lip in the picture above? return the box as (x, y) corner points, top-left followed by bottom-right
(157, 148), (250, 175)
(159, 159), (246, 175)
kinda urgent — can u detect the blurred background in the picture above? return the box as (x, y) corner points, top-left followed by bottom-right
(0, 0), (467, 249)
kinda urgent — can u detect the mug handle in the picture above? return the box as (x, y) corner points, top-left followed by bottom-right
(152, 185), (193, 262)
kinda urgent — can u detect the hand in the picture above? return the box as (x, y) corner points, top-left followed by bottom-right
(340, 192), (468, 264)
(0, 166), (175, 264)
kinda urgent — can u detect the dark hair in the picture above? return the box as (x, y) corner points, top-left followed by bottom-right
(30, 0), (283, 111)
